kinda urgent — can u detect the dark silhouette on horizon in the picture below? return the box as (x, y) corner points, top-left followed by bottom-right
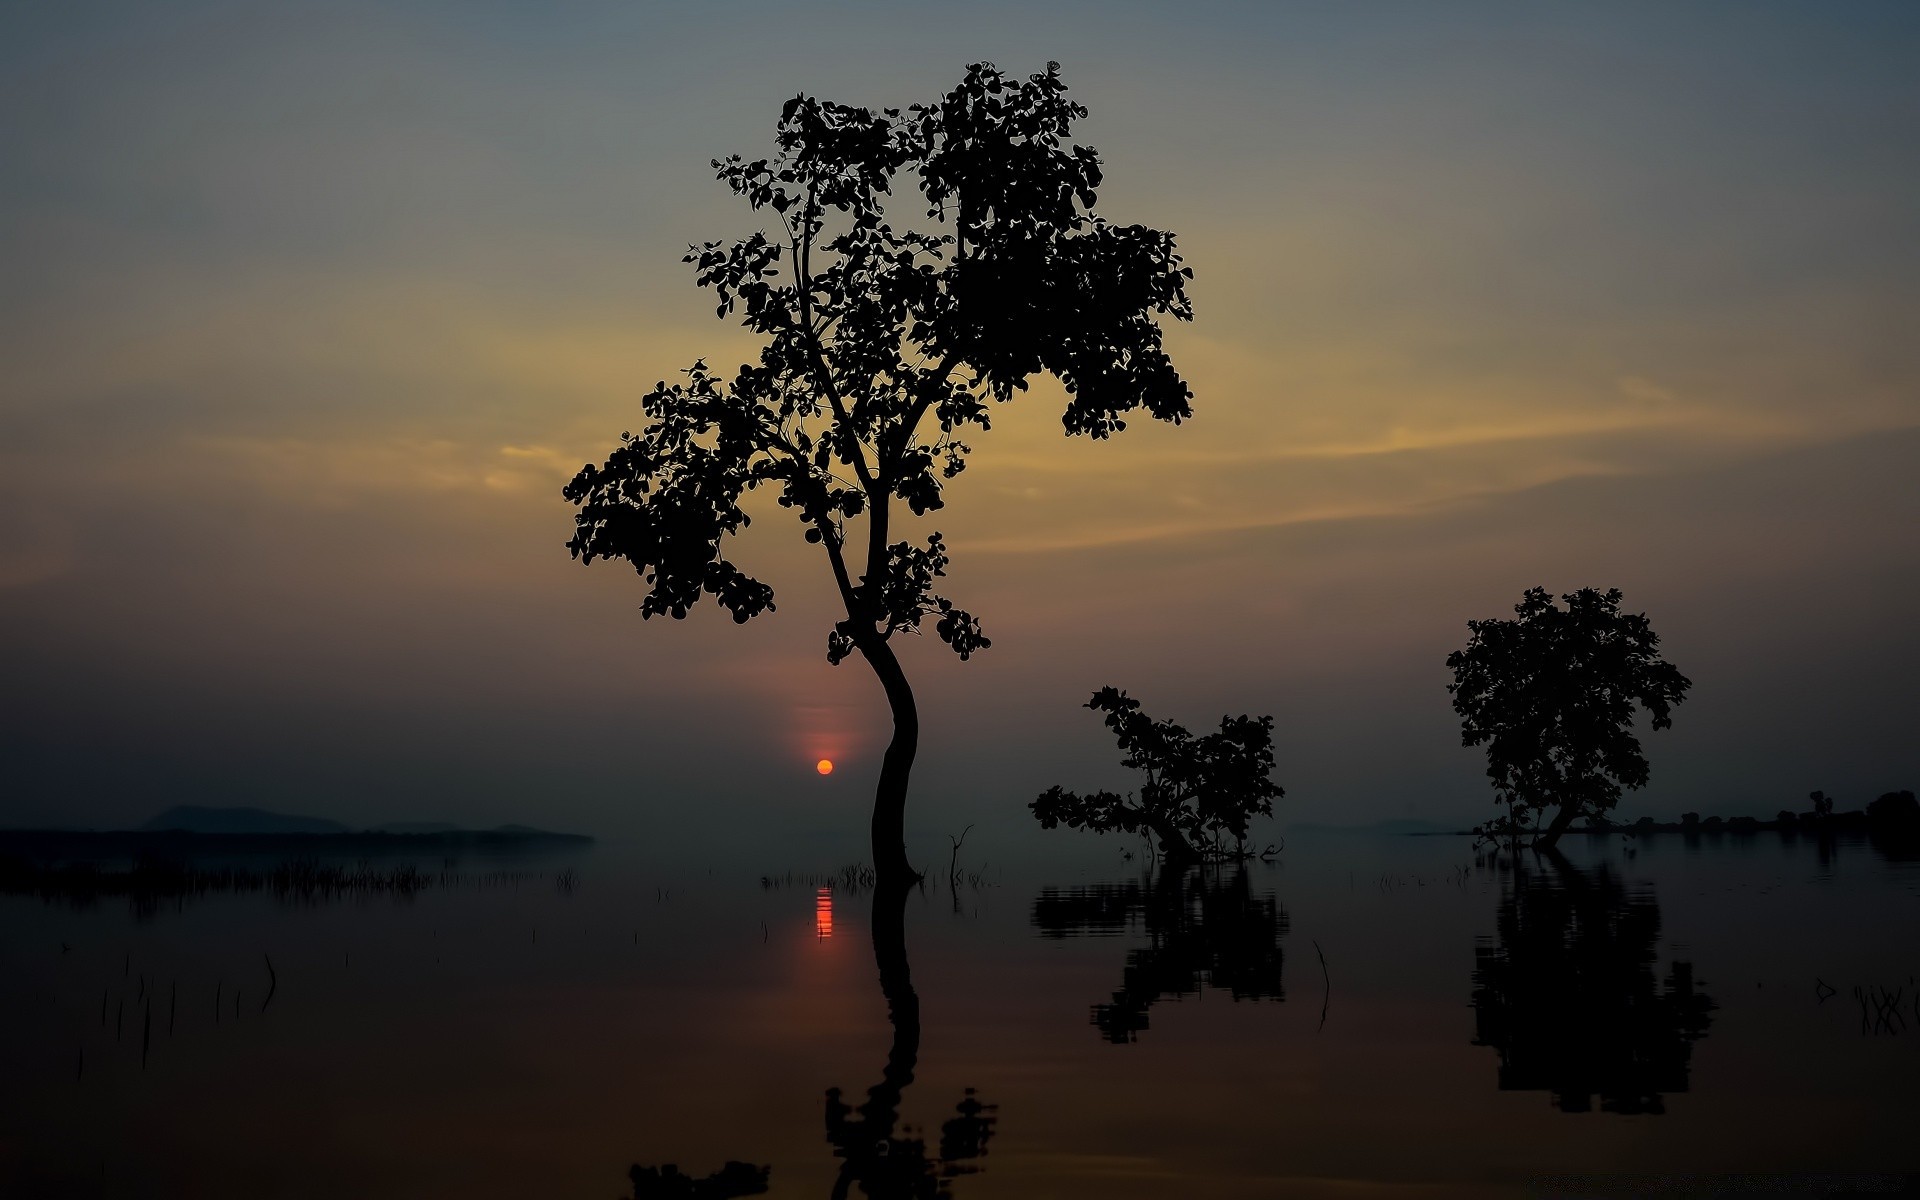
(1031, 688), (1281, 864)
(1448, 587), (1691, 851)
(562, 62), (1195, 884)
(1867, 790), (1920, 862)
(1470, 854), (1715, 1113)
(1033, 864), (1287, 1043)
(0, 852), (574, 919)
(1520, 788), (1920, 871)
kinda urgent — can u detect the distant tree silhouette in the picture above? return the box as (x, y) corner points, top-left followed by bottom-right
(1867, 790), (1920, 863)
(1032, 866), (1287, 1043)
(1031, 688), (1281, 863)
(1868, 789), (1918, 828)
(564, 63), (1194, 882)
(1446, 588), (1690, 852)
(1470, 857), (1714, 1113)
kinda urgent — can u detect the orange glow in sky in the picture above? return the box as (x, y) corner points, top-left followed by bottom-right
(815, 758), (833, 776)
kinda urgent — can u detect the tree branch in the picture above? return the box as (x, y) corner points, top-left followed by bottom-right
(789, 189), (878, 495)
(893, 352), (966, 459)
(816, 514), (859, 614)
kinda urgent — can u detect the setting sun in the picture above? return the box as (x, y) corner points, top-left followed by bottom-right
(816, 759), (833, 776)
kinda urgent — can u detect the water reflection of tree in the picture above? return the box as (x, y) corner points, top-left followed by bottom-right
(627, 1160), (770, 1199)
(1470, 855), (1714, 1114)
(626, 878), (996, 1199)
(1032, 866), (1287, 1043)
(824, 877), (997, 1198)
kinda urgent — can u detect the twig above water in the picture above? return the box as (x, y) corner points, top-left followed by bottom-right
(1314, 939), (1331, 1034)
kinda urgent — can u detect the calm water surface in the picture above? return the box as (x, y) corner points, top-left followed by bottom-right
(3, 830), (1917, 1197)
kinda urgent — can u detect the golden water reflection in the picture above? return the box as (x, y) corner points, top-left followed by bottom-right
(814, 886), (833, 940)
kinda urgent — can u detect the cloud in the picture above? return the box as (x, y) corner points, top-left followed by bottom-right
(1617, 375), (1678, 404)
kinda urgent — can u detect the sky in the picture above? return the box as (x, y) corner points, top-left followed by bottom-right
(3, 2), (1917, 859)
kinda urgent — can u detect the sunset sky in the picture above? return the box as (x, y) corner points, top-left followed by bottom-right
(4, 2), (1916, 860)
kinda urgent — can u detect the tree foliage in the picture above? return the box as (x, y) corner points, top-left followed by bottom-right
(1446, 587), (1691, 849)
(561, 62), (1195, 880)
(563, 61), (1193, 662)
(1031, 688), (1282, 861)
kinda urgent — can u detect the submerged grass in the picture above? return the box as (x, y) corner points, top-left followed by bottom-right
(0, 855), (567, 915)
(759, 861), (998, 897)
(760, 863), (879, 894)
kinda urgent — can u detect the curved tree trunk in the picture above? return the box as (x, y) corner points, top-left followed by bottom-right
(1142, 812), (1201, 867)
(1533, 801), (1584, 852)
(858, 634), (920, 884)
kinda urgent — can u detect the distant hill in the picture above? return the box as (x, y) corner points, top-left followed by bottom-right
(141, 805), (349, 835)
(1, 818), (594, 863)
(129, 808), (585, 838)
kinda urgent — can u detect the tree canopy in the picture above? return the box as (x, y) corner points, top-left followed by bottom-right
(563, 62), (1195, 881)
(563, 60), (1192, 641)
(1031, 687), (1282, 862)
(1447, 587), (1691, 850)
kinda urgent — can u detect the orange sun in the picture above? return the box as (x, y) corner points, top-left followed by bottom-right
(816, 759), (834, 776)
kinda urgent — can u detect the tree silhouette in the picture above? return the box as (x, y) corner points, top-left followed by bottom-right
(1470, 857), (1714, 1114)
(1446, 588), (1690, 852)
(1031, 688), (1281, 863)
(564, 63), (1194, 882)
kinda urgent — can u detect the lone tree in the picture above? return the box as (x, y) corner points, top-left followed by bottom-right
(1031, 688), (1281, 864)
(1447, 587), (1691, 851)
(564, 63), (1194, 883)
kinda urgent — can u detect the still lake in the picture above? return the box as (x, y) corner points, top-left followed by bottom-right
(3, 828), (1917, 1197)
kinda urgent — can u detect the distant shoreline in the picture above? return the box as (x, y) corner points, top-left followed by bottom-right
(0, 828), (594, 860)
(1429, 808), (1912, 839)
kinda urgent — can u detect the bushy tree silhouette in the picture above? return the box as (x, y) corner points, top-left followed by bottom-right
(564, 63), (1194, 883)
(1447, 588), (1690, 851)
(1031, 688), (1280, 863)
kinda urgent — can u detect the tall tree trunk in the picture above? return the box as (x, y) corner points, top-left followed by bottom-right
(1533, 801), (1584, 852)
(858, 634), (920, 884)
